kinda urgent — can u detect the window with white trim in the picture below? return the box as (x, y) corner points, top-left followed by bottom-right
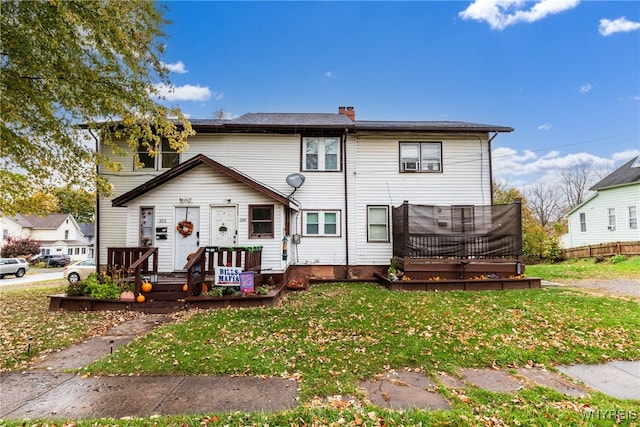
(579, 212), (586, 232)
(607, 208), (616, 230)
(136, 138), (180, 170)
(303, 210), (340, 236)
(628, 206), (638, 230)
(140, 207), (154, 247)
(367, 206), (389, 242)
(400, 142), (442, 172)
(303, 137), (340, 171)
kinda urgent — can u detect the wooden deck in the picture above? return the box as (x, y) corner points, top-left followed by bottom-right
(49, 279), (287, 314)
(375, 272), (541, 292)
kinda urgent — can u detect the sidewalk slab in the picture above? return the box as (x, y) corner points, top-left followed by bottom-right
(360, 371), (450, 410)
(0, 372), (75, 417)
(1, 374), (298, 420)
(459, 368), (524, 393)
(557, 361), (640, 400)
(157, 376), (298, 414)
(516, 367), (588, 397)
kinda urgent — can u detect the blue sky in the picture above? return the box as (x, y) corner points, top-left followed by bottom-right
(155, 0), (640, 189)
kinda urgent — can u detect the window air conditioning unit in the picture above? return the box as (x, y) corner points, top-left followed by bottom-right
(608, 225), (616, 231)
(403, 161), (419, 171)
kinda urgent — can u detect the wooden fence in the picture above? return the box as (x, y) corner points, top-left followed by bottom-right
(562, 241), (640, 259)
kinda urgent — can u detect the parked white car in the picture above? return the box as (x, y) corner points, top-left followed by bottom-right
(0, 257), (29, 278)
(63, 259), (96, 283)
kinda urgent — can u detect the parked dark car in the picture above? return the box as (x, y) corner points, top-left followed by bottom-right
(30, 254), (71, 267)
(0, 257), (29, 278)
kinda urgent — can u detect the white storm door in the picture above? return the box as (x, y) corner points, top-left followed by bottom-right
(211, 206), (237, 247)
(174, 207), (199, 270)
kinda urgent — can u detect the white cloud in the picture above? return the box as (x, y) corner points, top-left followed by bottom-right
(212, 91), (224, 101)
(599, 17), (640, 36)
(153, 83), (211, 101)
(161, 61), (188, 74)
(325, 71), (333, 78)
(492, 147), (640, 184)
(459, 0), (580, 31)
(580, 83), (592, 94)
(537, 123), (552, 131)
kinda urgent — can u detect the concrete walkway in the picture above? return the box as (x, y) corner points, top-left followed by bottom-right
(1, 315), (638, 420)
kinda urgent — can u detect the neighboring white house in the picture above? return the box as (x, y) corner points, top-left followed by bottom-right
(561, 156), (640, 249)
(0, 213), (94, 261)
(97, 106), (513, 278)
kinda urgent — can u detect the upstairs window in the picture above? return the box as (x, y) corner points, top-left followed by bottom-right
(303, 137), (340, 171)
(400, 142), (442, 172)
(249, 205), (274, 238)
(137, 138), (180, 170)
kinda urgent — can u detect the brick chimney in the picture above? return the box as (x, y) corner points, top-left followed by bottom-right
(338, 106), (355, 121)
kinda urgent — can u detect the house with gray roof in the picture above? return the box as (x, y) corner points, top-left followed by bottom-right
(1, 213), (94, 261)
(98, 106), (513, 279)
(561, 156), (640, 249)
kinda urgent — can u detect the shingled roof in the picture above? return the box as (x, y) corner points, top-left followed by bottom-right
(12, 213), (74, 229)
(187, 111), (513, 134)
(590, 156), (640, 191)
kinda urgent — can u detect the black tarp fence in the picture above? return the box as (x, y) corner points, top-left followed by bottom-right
(392, 201), (522, 259)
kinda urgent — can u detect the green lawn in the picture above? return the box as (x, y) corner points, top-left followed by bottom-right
(1, 258), (638, 426)
(526, 255), (640, 281)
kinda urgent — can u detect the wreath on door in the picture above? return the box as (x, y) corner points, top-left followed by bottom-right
(177, 219), (194, 237)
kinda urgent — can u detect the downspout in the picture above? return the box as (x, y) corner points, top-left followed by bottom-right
(88, 129), (100, 266)
(343, 128), (350, 278)
(487, 132), (498, 206)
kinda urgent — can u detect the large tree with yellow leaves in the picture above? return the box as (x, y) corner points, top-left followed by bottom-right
(1, 0), (193, 215)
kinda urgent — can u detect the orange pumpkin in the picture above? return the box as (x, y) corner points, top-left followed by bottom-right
(202, 284), (209, 293)
(141, 281), (152, 293)
(136, 294), (145, 303)
(182, 284), (188, 292)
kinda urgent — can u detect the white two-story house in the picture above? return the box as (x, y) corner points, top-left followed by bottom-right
(97, 106), (513, 280)
(1, 213), (93, 261)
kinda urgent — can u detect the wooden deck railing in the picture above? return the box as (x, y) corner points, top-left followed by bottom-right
(106, 247), (158, 296)
(183, 246), (263, 296)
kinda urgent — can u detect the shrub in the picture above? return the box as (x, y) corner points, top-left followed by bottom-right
(83, 272), (121, 299)
(0, 236), (41, 258)
(66, 281), (88, 296)
(611, 254), (627, 264)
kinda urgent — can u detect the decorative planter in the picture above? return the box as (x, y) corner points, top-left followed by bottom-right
(120, 291), (135, 301)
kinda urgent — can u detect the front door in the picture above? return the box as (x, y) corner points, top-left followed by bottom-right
(211, 206), (237, 247)
(175, 207), (199, 270)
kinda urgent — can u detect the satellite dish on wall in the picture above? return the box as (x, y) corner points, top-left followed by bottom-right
(286, 173), (306, 189)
